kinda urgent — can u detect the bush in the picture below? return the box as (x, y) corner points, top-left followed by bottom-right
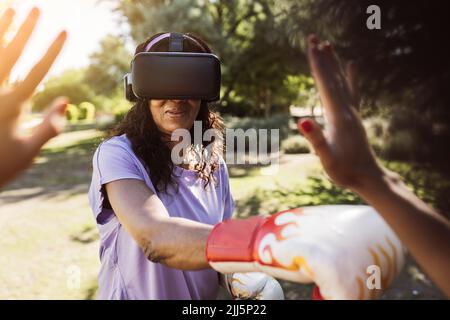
(382, 130), (416, 161)
(223, 115), (291, 154)
(78, 102), (96, 121)
(225, 114), (290, 136)
(65, 104), (79, 122)
(382, 161), (450, 219)
(363, 117), (388, 156)
(94, 90), (132, 124)
(31, 69), (96, 112)
(282, 135), (310, 154)
(218, 100), (258, 117)
(110, 99), (132, 123)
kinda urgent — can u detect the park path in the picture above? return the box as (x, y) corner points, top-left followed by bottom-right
(0, 128), (102, 299)
(0, 127), (317, 299)
(0, 128), (444, 299)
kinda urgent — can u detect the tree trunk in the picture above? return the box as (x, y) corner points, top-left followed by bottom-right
(264, 88), (272, 118)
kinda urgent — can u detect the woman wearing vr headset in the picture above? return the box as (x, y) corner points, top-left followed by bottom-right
(0, 7), (447, 301)
(88, 32), (450, 300)
(88, 32), (283, 300)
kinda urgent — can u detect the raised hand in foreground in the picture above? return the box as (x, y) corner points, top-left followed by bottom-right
(297, 35), (450, 297)
(0, 7), (67, 188)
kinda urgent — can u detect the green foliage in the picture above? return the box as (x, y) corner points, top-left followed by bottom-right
(235, 175), (364, 218)
(94, 88), (133, 123)
(65, 104), (79, 122)
(364, 116), (433, 163)
(112, 99), (133, 123)
(282, 0), (450, 172)
(78, 102), (96, 121)
(224, 114), (291, 153)
(225, 114), (291, 139)
(283, 75), (317, 108)
(116, 0), (305, 117)
(364, 113), (435, 163)
(382, 130), (416, 161)
(281, 135), (310, 154)
(84, 35), (132, 97)
(364, 116), (388, 156)
(33, 35), (131, 115)
(32, 69), (96, 112)
(383, 161), (450, 218)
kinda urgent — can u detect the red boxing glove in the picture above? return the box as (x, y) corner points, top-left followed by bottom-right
(207, 205), (405, 300)
(312, 285), (324, 300)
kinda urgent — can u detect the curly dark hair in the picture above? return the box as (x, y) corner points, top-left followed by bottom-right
(110, 33), (224, 194)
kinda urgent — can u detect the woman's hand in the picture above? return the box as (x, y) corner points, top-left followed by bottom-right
(298, 35), (383, 192)
(0, 7), (67, 188)
(299, 35), (450, 298)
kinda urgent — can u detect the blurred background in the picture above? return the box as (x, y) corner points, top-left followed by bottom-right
(0, 0), (448, 299)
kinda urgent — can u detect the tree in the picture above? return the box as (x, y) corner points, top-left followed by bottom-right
(114, 0), (304, 117)
(32, 69), (96, 112)
(84, 34), (132, 97)
(281, 0), (450, 168)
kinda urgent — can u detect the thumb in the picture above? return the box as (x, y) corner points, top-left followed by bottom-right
(297, 118), (330, 160)
(257, 275), (284, 300)
(25, 97), (68, 153)
(227, 272), (284, 300)
(41, 97), (68, 136)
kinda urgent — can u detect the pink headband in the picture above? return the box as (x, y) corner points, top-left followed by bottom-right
(144, 32), (206, 52)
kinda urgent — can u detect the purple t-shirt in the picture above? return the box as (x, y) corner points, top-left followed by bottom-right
(88, 134), (235, 300)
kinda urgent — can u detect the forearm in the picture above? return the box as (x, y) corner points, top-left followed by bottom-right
(353, 168), (450, 297)
(107, 180), (214, 270)
(139, 216), (213, 270)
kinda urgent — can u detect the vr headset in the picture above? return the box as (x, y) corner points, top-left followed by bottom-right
(124, 32), (221, 102)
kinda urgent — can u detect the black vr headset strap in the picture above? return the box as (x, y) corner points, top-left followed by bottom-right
(169, 33), (184, 52)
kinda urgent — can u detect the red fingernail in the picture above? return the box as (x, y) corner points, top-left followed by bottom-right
(309, 34), (319, 44)
(323, 41), (332, 53)
(300, 120), (313, 133)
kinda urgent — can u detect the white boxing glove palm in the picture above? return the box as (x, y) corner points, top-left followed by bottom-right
(220, 272), (284, 300)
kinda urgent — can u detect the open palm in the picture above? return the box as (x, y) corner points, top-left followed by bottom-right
(298, 35), (382, 191)
(0, 7), (67, 188)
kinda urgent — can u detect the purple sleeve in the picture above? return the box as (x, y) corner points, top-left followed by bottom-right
(89, 140), (145, 224)
(220, 158), (235, 221)
(96, 141), (144, 185)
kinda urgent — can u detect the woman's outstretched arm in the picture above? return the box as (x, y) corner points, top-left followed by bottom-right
(105, 179), (212, 270)
(298, 35), (450, 297)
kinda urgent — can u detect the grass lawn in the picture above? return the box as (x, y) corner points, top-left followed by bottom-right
(0, 126), (103, 299)
(0, 125), (445, 299)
